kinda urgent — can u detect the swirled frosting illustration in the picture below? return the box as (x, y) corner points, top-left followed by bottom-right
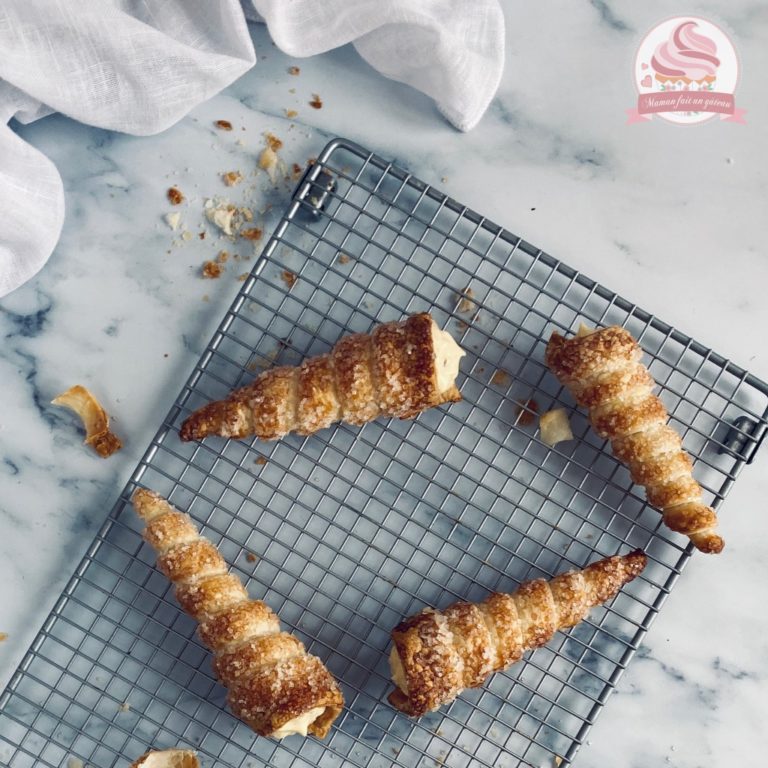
(651, 20), (720, 85)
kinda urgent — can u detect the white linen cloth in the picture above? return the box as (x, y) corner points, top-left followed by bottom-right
(0, 0), (505, 298)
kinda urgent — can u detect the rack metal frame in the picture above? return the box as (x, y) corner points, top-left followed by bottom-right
(2, 138), (766, 768)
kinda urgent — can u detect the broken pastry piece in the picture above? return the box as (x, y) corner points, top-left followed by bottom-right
(181, 312), (465, 442)
(130, 750), (199, 768)
(132, 489), (343, 739)
(389, 550), (646, 716)
(545, 325), (724, 553)
(52, 385), (122, 457)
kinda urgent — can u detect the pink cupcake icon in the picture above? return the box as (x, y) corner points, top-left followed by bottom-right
(651, 20), (720, 92)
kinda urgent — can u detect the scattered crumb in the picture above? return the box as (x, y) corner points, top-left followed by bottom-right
(204, 198), (237, 235)
(198, 232), (206, 240)
(491, 370), (511, 387)
(288, 66), (300, 76)
(515, 399), (539, 426)
(281, 270), (297, 288)
(258, 145), (280, 184)
(540, 408), (574, 446)
(288, 87), (296, 94)
(215, 119), (233, 131)
(254, 456), (267, 466)
(338, 253), (351, 264)
(163, 212), (181, 231)
(222, 170), (243, 186)
(167, 186), (184, 205)
(241, 227), (263, 241)
(240, 206), (254, 221)
(291, 162), (303, 179)
(456, 287), (475, 313)
(245, 552), (258, 563)
(51, 385), (122, 458)
(237, 273), (248, 282)
(265, 132), (283, 152)
(455, 319), (468, 332)
(180, 230), (193, 242)
(554, 758), (563, 767)
(67, 758), (84, 768)
(285, 109), (298, 119)
(216, 250), (229, 264)
(202, 294), (210, 302)
(202, 261), (223, 279)
(309, 93), (323, 109)
(118, 702), (131, 713)
(0, 632), (7, 642)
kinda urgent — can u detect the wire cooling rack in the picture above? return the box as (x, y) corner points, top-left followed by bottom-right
(2, 138), (767, 768)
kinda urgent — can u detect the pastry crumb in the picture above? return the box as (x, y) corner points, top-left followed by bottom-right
(0, 632), (7, 642)
(201, 294), (210, 302)
(455, 319), (468, 332)
(67, 758), (84, 768)
(118, 702), (131, 713)
(204, 197), (238, 235)
(254, 456), (267, 466)
(288, 66), (300, 76)
(245, 552), (258, 563)
(51, 385), (122, 458)
(180, 230), (193, 242)
(291, 162), (303, 179)
(237, 273), (248, 282)
(202, 261), (223, 279)
(515, 399), (539, 426)
(285, 109), (298, 119)
(215, 119), (233, 131)
(164, 212), (181, 231)
(216, 250), (229, 264)
(281, 270), (297, 288)
(456, 287), (475, 313)
(309, 93), (323, 109)
(491, 370), (512, 387)
(198, 232), (206, 240)
(265, 132), (283, 152)
(222, 170), (243, 186)
(167, 187), (184, 205)
(338, 253), (351, 264)
(241, 227), (263, 241)
(553, 758), (563, 767)
(540, 408), (574, 446)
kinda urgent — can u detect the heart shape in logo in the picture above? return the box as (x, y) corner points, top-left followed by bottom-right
(640, 74), (652, 88)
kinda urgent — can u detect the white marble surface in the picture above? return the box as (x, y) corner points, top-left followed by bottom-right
(2, 3), (768, 766)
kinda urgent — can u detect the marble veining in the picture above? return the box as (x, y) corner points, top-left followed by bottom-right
(1, 3), (767, 767)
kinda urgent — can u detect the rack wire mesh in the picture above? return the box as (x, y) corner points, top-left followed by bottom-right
(2, 137), (767, 768)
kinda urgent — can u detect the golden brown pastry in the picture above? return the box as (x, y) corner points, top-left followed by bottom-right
(130, 749), (199, 768)
(132, 489), (343, 739)
(388, 550), (646, 716)
(545, 325), (724, 553)
(180, 312), (464, 441)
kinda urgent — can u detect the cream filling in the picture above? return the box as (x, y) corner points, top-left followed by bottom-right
(576, 323), (596, 337)
(272, 706), (325, 739)
(390, 648), (408, 694)
(431, 322), (465, 393)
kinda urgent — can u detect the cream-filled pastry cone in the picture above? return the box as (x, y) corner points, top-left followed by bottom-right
(132, 489), (343, 739)
(180, 313), (464, 442)
(388, 551), (646, 716)
(546, 325), (724, 553)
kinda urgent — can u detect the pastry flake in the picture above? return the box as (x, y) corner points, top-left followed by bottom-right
(539, 408), (574, 446)
(51, 385), (122, 458)
(130, 749), (199, 768)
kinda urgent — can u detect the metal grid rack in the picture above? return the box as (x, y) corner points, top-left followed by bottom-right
(2, 138), (767, 768)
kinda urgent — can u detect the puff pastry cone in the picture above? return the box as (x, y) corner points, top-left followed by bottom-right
(388, 550), (646, 716)
(132, 489), (343, 739)
(545, 325), (724, 554)
(180, 312), (465, 442)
